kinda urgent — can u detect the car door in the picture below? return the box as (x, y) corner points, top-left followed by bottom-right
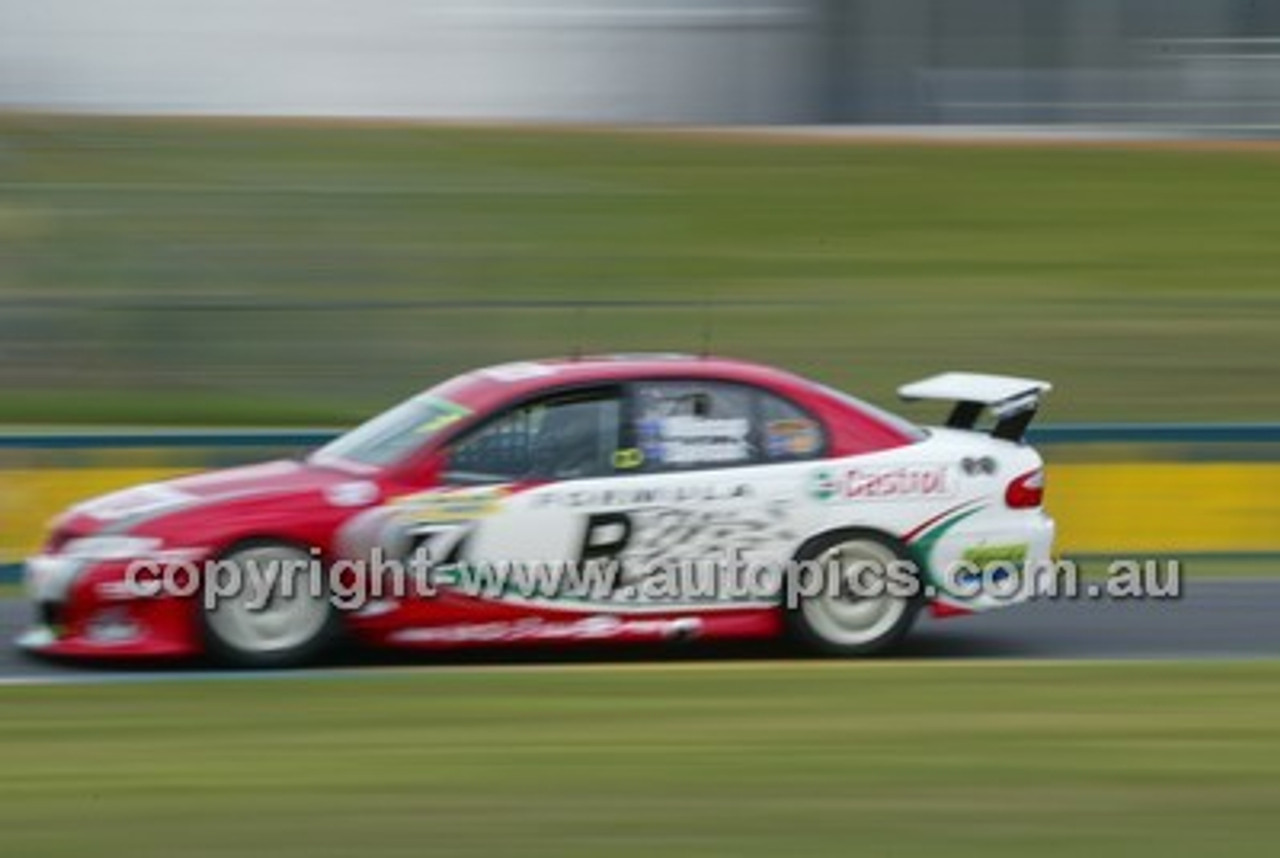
(429, 379), (829, 610)
(570, 378), (825, 608)
(432, 385), (626, 573)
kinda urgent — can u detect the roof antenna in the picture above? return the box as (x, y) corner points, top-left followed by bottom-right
(699, 289), (714, 359)
(571, 303), (584, 361)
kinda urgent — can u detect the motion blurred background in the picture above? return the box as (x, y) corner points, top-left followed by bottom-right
(2, 4), (1280, 856)
(4, 0), (1279, 564)
(1, 0), (1278, 426)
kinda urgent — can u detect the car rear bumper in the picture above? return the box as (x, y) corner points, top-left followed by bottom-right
(922, 508), (1057, 613)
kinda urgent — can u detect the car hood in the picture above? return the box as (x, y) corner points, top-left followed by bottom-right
(55, 459), (382, 537)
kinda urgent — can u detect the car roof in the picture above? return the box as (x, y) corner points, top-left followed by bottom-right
(430, 353), (816, 413)
(405, 353), (921, 462)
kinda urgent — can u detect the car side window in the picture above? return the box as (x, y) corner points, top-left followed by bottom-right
(632, 381), (756, 471)
(758, 391), (826, 461)
(444, 389), (621, 483)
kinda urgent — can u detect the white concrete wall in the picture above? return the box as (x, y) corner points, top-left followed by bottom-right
(0, 0), (821, 122)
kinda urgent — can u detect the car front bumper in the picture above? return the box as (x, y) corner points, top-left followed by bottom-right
(17, 554), (201, 660)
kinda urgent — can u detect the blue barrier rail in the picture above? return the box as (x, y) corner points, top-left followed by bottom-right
(1, 424), (1279, 449)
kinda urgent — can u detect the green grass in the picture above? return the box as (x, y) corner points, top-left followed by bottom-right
(3, 661), (1280, 856)
(1, 116), (1279, 424)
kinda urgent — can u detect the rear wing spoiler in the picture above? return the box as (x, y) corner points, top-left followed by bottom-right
(898, 372), (1051, 442)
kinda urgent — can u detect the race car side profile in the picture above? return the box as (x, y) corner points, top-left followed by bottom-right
(19, 355), (1055, 667)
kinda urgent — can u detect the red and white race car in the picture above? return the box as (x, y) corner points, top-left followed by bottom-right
(20, 355), (1054, 667)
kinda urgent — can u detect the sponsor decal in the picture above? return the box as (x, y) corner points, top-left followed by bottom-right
(962, 543), (1029, 566)
(904, 502), (986, 594)
(808, 468), (838, 501)
(393, 485), (511, 523)
(414, 406), (469, 435)
(810, 465), (953, 502)
(612, 447), (645, 470)
(765, 418), (821, 457)
(957, 542), (1028, 585)
(579, 502), (794, 569)
(420, 501), (793, 609)
(960, 456), (998, 477)
(532, 482), (753, 509)
(659, 416), (748, 442)
(392, 615), (702, 645)
(637, 415), (751, 466)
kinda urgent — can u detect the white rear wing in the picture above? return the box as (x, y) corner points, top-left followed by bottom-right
(898, 372), (1051, 441)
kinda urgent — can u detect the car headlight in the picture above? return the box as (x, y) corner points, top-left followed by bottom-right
(61, 536), (163, 561)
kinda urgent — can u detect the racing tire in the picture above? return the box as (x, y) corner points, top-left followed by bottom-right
(784, 531), (922, 657)
(200, 541), (341, 668)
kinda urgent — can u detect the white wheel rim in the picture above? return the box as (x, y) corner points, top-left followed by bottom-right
(205, 546), (329, 654)
(800, 540), (909, 647)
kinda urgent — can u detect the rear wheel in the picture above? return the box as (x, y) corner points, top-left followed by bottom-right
(785, 532), (921, 656)
(201, 542), (340, 668)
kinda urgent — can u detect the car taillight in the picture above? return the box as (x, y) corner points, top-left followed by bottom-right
(1005, 468), (1044, 509)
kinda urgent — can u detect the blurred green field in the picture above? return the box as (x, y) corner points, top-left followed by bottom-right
(1, 116), (1278, 425)
(3, 661), (1280, 857)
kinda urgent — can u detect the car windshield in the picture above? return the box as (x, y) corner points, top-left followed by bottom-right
(311, 394), (471, 468)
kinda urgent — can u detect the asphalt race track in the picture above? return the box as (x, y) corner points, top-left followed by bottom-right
(1, 579), (1278, 683)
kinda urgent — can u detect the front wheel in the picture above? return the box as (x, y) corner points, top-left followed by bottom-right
(201, 542), (340, 668)
(785, 532), (921, 657)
